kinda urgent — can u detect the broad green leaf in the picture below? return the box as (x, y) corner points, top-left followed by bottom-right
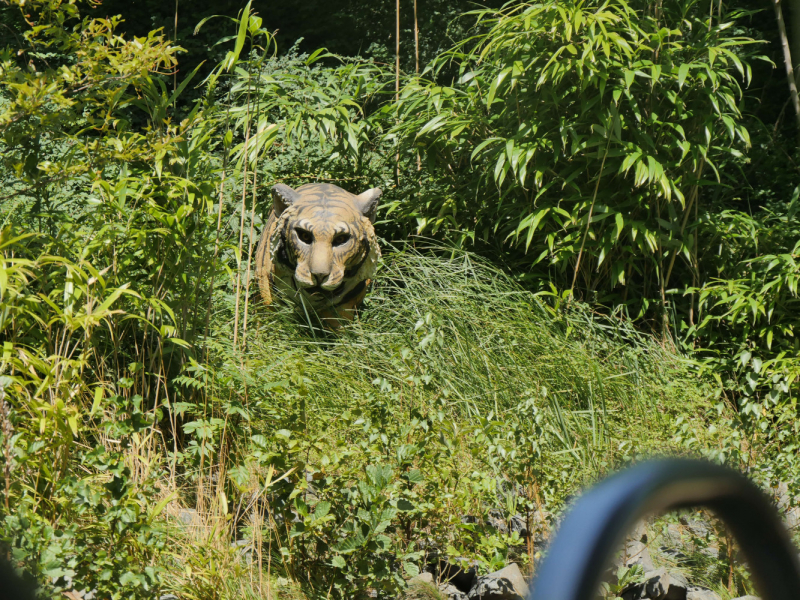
(231, 1), (252, 71)
(678, 63), (690, 88)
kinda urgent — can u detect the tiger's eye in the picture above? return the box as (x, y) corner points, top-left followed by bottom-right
(296, 228), (313, 244)
(332, 234), (350, 247)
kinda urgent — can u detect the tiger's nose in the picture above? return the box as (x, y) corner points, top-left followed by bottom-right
(310, 248), (333, 285)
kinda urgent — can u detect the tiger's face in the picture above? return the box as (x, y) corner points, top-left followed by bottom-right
(270, 183), (381, 306)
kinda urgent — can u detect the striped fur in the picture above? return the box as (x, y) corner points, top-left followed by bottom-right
(255, 183), (381, 328)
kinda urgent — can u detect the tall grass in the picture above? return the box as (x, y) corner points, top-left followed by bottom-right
(154, 245), (724, 598)
(227, 244), (712, 456)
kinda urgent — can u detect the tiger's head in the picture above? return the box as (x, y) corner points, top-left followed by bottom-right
(266, 182), (382, 315)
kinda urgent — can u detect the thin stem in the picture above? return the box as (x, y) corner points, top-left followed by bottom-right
(413, 0), (420, 75)
(772, 0), (800, 137)
(663, 160), (705, 292)
(395, 0), (401, 183)
(414, 0), (422, 171)
(242, 53), (265, 351)
(173, 0), (178, 92)
(242, 179), (258, 348)
(396, 0), (401, 103)
(570, 131), (612, 296)
(233, 59), (254, 347)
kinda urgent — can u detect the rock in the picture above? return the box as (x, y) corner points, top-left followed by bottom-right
(487, 510), (509, 535)
(159, 596), (179, 600)
(687, 588), (721, 600)
(664, 523), (683, 545)
(629, 521), (648, 544)
(679, 516), (711, 539)
(622, 540), (654, 572)
(644, 568), (670, 599)
(411, 572), (435, 585)
(622, 569), (688, 600)
(231, 539), (253, 564)
(731, 597), (760, 600)
(440, 582), (468, 600)
(484, 512), (530, 538)
(663, 571), (688, 600)
(773, 482), (800, 531)
(439, 558), (479, 592)
(407, 573), (466, 600)
(509, 514), (529, 537)
(659, 546), (687, 560)
(468, 563), (528, 600)
(177, 507), (201, 528)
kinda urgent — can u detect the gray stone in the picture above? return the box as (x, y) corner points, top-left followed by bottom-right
(664, 571), (688, 600)
(487, 510), (509, 534)
(483, 512), (530, 537)
(665, 523), (683, 545)
(774, 482), (800, 531)
(687, 588), (721, 600)
(177, 507), (201, 528)
(440, 583), (468, 600)
(231, 539), (254, 564)
(659, 546), (688, 560)
(468, 563), (528, 600)
(622, 569), (688, 600)
(680, 517), (711, 539)
(629, 521), (648, 543)
(645, 568), (670, 599)
(622, 540), (654, 572)
(509, 514), (529, 537)
(159, 596), (179, 600)
(411, 573), (434, 585)
(408, 574), (467, 600)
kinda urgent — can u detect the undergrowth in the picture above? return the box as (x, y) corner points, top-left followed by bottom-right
(158, 246), (725, 599)
(1, 0), (795, 598)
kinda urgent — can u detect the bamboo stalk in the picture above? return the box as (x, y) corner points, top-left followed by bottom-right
(414, 0), (422, 171)
(232, 77), (253, 347)
(242, 58), (265, 350)
(173, 0), (178, 92)
(241, 180), (258, 347)
(395, 0), (401, 182)
(570, 131), (612, 296)
(772, 0), (800, 134)
(413, 0), (420, 75)
(792, 0), (800, 79)
(396, 0), (401, 103)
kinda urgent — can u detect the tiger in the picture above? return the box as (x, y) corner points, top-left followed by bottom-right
(255, 182), (382, 328)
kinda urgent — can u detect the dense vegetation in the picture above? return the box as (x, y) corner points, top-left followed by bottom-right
(1, 0), (800, 598)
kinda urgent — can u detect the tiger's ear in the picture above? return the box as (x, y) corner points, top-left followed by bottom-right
(272, 184), (299, 216)
(354, 188), (382, 223)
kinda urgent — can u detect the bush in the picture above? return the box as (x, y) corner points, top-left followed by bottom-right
(172, 246), (723, 598)
(389, 0), (757, 327)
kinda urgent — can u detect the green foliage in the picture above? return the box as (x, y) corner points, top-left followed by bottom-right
(0, 0), (798, 598)
(682, 189), (800, 488)
(183, 247), (721, 598)
(0, 233), (172, 597)
(0, 1), (226, 596)
(390, 0), (756, 325)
